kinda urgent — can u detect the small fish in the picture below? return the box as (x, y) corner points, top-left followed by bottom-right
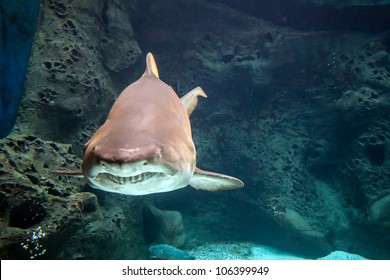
(148, 244), (195, 260)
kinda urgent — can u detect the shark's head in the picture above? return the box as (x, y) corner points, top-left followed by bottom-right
(82, 136), (195, 195)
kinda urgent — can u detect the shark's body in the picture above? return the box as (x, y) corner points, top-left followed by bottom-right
(58, 53), (243, 195)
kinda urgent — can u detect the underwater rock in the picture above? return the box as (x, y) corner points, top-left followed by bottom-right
(0, 1), (40, 138)
(188, 241), (305, 260)
(60, 193), (145, 259)
(369, 194), (390, 230)
(189, 241), (368, 260)
(144, 204), (186, 248)
(338, 35), (390, 90)
(0, 133), (145, 259)
(148, 244), (194, 260)
(317, 250), (367, 260)
(338, 121), (390, 207)
(100, 0), (141, 72)
(0, 179), (101, 259)
(131, 0), (296, 87)
(17, 0), (141, 155)
(0, 133), (86, 259)
(281, 208), (328, 253)
(335, 87), (386, 114)
(0, 133), (82, 195)
(282, 208), (314, 232)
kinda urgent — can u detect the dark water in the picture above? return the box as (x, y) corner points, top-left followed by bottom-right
(212, 0), (390, 32)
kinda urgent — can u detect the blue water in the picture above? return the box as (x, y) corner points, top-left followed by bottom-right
(0, 1), (39, 137)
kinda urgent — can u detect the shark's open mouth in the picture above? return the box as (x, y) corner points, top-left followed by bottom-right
(103, 172), (160, 185)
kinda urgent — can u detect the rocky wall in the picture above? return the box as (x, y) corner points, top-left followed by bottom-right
(0, 133), (145, 259)
(16, 0), (141, 155)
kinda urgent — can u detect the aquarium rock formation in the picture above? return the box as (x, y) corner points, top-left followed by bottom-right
(0, 133), (145, 259)
(16, 0), (141, 154)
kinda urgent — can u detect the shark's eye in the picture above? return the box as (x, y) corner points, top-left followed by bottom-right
(143, 161), (148, 166)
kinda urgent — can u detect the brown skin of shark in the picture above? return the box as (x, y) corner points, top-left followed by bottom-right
(82, 74), (196, 178)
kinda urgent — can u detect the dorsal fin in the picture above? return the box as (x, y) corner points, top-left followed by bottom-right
(143, 52), (159, 78)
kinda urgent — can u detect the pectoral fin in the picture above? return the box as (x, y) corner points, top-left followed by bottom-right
(189, 167), (244, 191)
(180, 87), (207, 116)
(53, 169), (84, 178)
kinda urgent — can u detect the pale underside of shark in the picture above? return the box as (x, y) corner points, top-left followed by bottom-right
(56, 53), (244, 195)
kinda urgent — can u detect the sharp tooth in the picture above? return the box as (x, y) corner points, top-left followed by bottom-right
(107, 174), (115, 182)
(106, 174), (127, 184)
(119, 172), (157, 184)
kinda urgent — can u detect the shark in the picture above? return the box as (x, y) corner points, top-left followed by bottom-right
(56, 53), (243, 195)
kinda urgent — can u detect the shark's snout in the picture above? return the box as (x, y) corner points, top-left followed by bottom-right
(91, 142), (163, 164)
(83, 142), (176, 181)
